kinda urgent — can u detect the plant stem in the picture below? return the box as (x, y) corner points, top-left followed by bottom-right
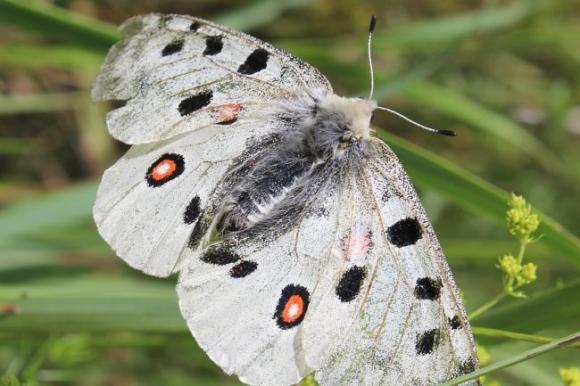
(471, 327), (580, 348)
(440, 332), (580, 386)
(469, 292), (506, 320)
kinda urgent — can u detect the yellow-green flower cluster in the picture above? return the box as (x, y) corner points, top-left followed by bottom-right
(495, 194), (540, 298)
(506, 194), (540, 243)
(498, 254), (520, 278)
(560, 367), (580, 386)
(517, 262), (537, 285)
(497, 254), (537, 296)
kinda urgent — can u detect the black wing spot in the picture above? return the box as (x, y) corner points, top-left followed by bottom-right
(414, 277), (442, 300)
(229, 261), (258, 278)
(183, 196), (201, 224)
(335, 266), (366, 302)
(415, 329), (440, 355)
(190, 21), (201, 31)
(238, 48), (269, 75)
(387, 217), (423, 247)
(162, 39), (184, 56)
(200, 246), (240, 265)
(449, 315), (463, 330)
(203, 35), (223, 56)
(178, 90), (213, 116)
(274, 284), (310, 330)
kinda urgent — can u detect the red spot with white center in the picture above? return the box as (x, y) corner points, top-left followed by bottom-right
(274, 284), (310, 329)
(281, 295), (304, 324)
(151, 159), (177, 181)
(214, 103), (241, 124)
(340, 226), (373, 264)
(145, 153), (184, 187)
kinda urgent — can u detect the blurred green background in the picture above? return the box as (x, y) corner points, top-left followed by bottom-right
(0, 0), (579, 385)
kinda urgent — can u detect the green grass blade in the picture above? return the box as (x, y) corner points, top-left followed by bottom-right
(0, 0), (118, 51)
(376, 1), (543, 49)
(281, 1), (543, 55)
(440, 332), (580, 386)
(0, 277), (184, 333)
(0, 182), (97, 248)
(215, 0), (311, 30)
(380, 132), (580, 264)
(0, 0), (308, 55)
(400, 81), (563, 172)
(0, 44), (102, 70)
(474, 280), (580, 333)
(0, 92), (86, 115)
(471, 327), (580, 348)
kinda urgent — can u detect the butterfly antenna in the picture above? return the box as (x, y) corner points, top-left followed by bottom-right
(375, 106), (456, 136)
(368, 15), (377, 100)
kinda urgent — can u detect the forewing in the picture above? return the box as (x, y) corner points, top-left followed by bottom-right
(309, 139), (479, 385)
(92, 13), (332, 144)
(93, 120), (273, 277)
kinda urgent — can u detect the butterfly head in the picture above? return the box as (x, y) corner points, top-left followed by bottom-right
(319, 94), (377, 143)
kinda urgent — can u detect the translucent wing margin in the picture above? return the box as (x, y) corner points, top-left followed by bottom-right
(91, 14), (332, 144)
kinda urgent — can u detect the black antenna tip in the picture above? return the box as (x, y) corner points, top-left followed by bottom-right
(369, 15), (377, 33)
(438, 129), (457, 137)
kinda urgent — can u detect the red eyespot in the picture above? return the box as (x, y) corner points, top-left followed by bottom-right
(145, 153), (185, 187)
(274, 284), (310, 329)
(151, 159), (177, 181)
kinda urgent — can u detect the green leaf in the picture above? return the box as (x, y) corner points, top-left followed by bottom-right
(380, 132), (580, 264)
(0, 0), (118, 52)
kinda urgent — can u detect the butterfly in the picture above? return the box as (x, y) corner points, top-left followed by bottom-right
(92, 13), (479, 386)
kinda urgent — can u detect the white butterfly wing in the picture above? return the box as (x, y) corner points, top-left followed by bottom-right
(177, 140), (478, 385)
(308, 139), (479, 385)
(92, 14), (332, 277)
(93, 121), (275, 277)
(177, 161), (344, 385)
(92, 13), (332, 144)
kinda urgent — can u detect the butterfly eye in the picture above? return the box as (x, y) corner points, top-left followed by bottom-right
(370, 112), (375, 123)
